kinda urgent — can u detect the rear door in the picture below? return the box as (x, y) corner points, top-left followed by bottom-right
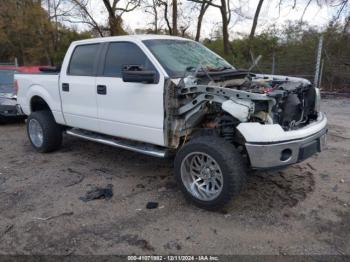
(59, 43), (101, 132)
(95, 41), (165, 146)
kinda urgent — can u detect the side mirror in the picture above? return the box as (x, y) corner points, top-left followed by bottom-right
(122, 65), (157, 84)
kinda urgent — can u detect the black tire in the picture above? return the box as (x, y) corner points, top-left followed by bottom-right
(174, 136), (247, 210)
(26, 110), (62, 153)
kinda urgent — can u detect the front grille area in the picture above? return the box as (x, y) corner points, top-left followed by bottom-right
(274, 86), (317, 130)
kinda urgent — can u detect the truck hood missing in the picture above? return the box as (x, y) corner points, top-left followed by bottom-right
(175, 69), (319, 134)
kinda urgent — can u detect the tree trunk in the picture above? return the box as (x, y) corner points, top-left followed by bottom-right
(343, 16), (350, 33)
(195, 2), (209, 41)
(102, 0), (125, 36)
(249, 0), (264, 41)
(154, 0), (158, 33)
(162, 2), (172, 35)
(109, 15), (125, 35)
(220, 0), (229, 55)
(172, 0), (178, 35)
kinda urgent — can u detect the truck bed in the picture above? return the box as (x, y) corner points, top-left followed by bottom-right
(15, 73), (63, 123)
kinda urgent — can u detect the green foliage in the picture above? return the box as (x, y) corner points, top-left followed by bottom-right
(0, 0), (92, 65)
(204, 21), (350, 90)
(48, 27), (92, 65)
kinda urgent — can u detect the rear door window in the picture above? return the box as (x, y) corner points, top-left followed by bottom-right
(68, 44), (99, 76)
(103, 42), (156, 77)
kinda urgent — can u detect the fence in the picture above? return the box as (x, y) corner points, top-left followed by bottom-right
(0, 58), (18, 67)
(250, 37), (350, 93)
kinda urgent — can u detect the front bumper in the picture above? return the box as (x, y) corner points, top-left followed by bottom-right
(240, 112), (327, 169)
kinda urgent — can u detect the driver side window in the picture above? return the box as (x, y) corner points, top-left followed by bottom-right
(103, 42), (156, 77)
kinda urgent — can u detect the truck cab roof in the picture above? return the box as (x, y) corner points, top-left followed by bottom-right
(71, 34), (191, 45)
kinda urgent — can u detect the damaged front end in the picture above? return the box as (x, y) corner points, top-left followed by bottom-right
(165, 69), (326, 168)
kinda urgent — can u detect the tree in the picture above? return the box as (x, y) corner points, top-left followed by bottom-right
(65, 0), (105, 36)
(157, 0), (180, 35)
(172, 0), (178, 35)
(102, 0), (129, 35)
(158, 0), (172, 34)
(189, 0), (232, 54)
(249, 0), (264, 41)
(67, 0), (142, 36)
(195, 1), (210, 41)
(0, 0), (91, 65)
(0, 0), (52, 64)
(343, 15), (350, 32)
(143, 0), (161, 33)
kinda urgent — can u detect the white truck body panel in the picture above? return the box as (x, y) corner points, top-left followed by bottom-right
(237, 112), (327, 143)
(16, 74), (66, 124)
(58, 41), (100, 132)
(221, 99), (254, 122)
(59, 74), (100, 133)
(95, 76), (165, 146)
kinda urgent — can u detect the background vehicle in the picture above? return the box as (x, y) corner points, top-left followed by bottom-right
(0, 67), (19, 123)
(0, 66), (45, 123)
(15, 35), (327, 209)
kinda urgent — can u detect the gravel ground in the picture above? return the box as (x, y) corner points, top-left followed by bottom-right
(0, 98), (349, 255)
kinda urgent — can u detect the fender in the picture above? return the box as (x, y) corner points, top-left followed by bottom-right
(26, 84), (66, 125)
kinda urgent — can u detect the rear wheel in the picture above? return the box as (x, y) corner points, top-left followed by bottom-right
(174, 136), (246, 210)
(27, 111), (62, 153)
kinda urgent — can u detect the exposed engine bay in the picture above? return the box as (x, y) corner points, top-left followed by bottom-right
(164, 69), (320, 148)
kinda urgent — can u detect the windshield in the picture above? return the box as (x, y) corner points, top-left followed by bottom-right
(0, 70), (15, 94)
(143, 39), (234, 78)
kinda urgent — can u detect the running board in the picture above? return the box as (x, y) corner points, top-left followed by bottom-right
(66, 129), (169, 158)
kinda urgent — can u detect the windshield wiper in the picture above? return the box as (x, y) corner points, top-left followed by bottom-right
(209, 66), (233, 72)
(186, 65), (232, 72)
(187, 62), (214, 81)
(185, 66), (196, 72)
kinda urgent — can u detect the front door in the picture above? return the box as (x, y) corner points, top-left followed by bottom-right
(95, 42), (165, 146)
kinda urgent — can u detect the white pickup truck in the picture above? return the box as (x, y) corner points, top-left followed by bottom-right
(16, 35), (327, 209)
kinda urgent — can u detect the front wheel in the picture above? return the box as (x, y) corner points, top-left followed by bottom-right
(27, 111), (62, 153)
(174, 136), (247, 210)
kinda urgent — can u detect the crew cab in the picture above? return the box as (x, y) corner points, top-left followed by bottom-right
(15, 35), (327, 209)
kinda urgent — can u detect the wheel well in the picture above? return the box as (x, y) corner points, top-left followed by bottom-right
(30, 96), (50, 112)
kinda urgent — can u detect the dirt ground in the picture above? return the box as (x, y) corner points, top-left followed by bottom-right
(0, 98), (349, 255)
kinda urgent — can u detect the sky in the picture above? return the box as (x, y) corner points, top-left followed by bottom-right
(77, 0), (337, 39)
